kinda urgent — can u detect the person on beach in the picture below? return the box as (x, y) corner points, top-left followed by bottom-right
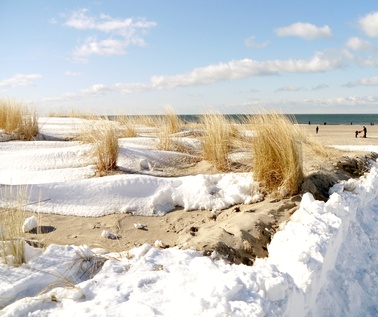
(363, 126), (367, 138)
(355, 130), (359, 138)
(316, 126), (319, 134)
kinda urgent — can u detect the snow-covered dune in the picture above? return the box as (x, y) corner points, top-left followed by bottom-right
(1, 118), (377, 316)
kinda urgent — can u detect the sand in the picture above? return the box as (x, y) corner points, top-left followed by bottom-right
(22, 124), (378, 264)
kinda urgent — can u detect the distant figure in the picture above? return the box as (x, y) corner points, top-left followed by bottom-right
(363, 126), (367, 138)
(324, 122), (327, 125)
(355, 130), (359, 138)
(351, 122), (353, 125)
(316, 126), (319, 134)
(309, 121), (311, 125)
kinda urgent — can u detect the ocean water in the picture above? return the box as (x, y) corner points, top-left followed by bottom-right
(109, 114), (378, 125)
(293, 114), (378, 125)
(178, 114), (378, 125)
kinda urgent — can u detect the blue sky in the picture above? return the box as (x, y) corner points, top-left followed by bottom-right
(2, 1), (378, 115)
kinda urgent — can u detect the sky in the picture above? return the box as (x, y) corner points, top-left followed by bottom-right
(2, 1), (378, 115)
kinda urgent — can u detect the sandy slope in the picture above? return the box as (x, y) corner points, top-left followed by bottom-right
(20, 124), (378, 264)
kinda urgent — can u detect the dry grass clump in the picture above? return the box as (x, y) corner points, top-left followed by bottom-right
(201, 113), (233, 171)
(250, 112), (303, 197)
(0, 187), (32, 266)
(164, 106), (181, 135)
(0, 99), (38, 140)
(116, 116), (138, 138)
(157, 107), (182, 151)
(48, 108), (94, 119)
(302, 136), (342, 160)
(79, 118), (119, 173)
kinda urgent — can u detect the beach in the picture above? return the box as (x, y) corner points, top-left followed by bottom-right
(301, 123), (378, 146)
(2, 118), (378, 315)
(17, 123), (378, 261)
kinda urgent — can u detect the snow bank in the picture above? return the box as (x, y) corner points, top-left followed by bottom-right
(1, 173), (260, 216)
(0, 141), (95, 184)
(2, 163), (378, 316)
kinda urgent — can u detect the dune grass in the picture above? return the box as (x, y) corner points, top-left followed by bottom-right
(157, 106), (182, 151)
(302, 136), (342, 160)
(249, 112), (303, 197)
(79, 118), (119, 174)
(116, 116), (138, 138)
(0, 186), (32, 267)
(201, 113), (233, 171)
(0, 99), (39, 140)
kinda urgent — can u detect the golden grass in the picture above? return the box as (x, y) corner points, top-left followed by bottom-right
(302, 135), (342, 160)
(249, 112), (303, 197)
(0, 99), (39, 140)
(201, 113), (233, 171)
(116, 116), (138, 138)
(131, 115), (162, 127)
(79, 118), (119, 173)
(157, 107), (182, 151)
(164, 106), (181, 135)
(47, 108), (95, 119)
(0, 186), (32, 266)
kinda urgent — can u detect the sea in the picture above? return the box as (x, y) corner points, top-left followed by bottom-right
(130, 114), (378, 125)
(108, 114), (378, 125)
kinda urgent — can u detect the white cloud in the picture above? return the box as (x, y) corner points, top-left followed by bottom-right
(65, 9), (156, 34)
(65, 71), (80, 77)
(42, 92), (80, 103)
(343, 76), (378, 87)
(275, 22), (332, 40)
(276, 85), (305, 92)
(358, 11), (378, 37)
(346, 37), (376, 51)
(311, 95), (378, 106)
(275, 95), (378, 108)
(63, 9), (157, 61)
(43, 84), (113, 103)
(343, 48), (378, 67)
(357, 56), (378, 67)
(80, 84), (113, 95)
(114, 82), (150, 94)
(148, 53), (344, 89)
(311, 84), (329, 91)
(244, 36), (270, 49)
(43, 53), (345, 102)
(75, 37), (126, 58)
(0, 74), (42, 88)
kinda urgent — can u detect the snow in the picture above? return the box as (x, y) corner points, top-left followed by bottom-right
(21, 216), (38, 233)
(0, 117), (378, 316)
